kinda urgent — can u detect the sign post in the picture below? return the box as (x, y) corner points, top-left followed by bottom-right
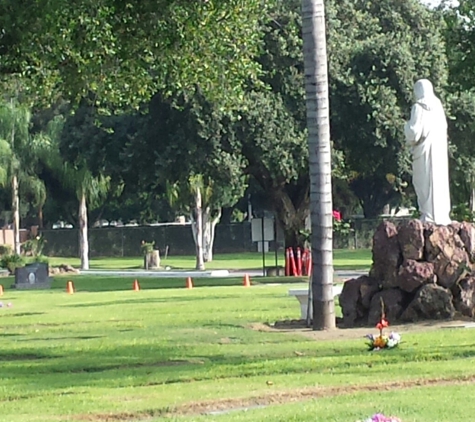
(251, 218), (275, 276)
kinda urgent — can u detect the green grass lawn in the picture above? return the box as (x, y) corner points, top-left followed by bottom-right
(0, 275), (474, 421)
(47, 249), (372, 271)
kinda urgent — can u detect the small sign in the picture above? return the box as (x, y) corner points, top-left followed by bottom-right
(251, 218), (275, 242)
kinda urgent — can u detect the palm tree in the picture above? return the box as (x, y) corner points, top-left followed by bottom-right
(0, 101), (46, 255)
(301, 0), (335, 329)
(38, 116), (109, 270)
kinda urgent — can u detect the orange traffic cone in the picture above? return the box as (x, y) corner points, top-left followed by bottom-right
(243, 274), (251, 287)
(133, 279), (140, 291)
(0, 285), (4, 296)
(66, 280), (75, 294)
(186, 277), (193, 289)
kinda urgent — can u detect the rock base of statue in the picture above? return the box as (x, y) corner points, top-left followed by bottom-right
(340, 219), (475, 327)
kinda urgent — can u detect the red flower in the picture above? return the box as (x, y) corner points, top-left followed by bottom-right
(376, 318), (389, 330)
(332, 210), (342, 221)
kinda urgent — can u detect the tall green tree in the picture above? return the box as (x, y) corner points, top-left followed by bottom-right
(39, 116), (109, 269)
(301, 0), (335, 330)
(0, 0), (264, 108)
(439, 2), (475, 210)
(0, 101), (46, 254)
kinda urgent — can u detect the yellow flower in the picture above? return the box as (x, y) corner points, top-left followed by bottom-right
(373, 336), (387, 348)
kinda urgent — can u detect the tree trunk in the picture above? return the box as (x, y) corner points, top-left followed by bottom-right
(12, 174), (20, 255)
(193, 187), (205, 270)
(79, 190), (89, 270)
(302, 0), (335, 330)
(269, 184), (309, 250)
(471, 186), (475, 213)
(38, 204), (44, 229)
(275, 203), (308, 250)
(203, 208), (221, 262)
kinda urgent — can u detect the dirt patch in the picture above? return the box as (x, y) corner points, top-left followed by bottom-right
(249, 316), (475, 341)
(75, 374), (475, 421)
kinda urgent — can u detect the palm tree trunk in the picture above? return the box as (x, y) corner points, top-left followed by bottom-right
(194, 187), (205, 270)
(38, 205), (44, 229)
(301, 0), (335, 330)
(79, 190), (89, 270)
(12, 174), (20, 255)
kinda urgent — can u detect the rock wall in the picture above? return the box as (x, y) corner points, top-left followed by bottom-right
(339, 219), (475, 327)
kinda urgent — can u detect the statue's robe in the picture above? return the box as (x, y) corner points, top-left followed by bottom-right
(404, 79), (451, 225)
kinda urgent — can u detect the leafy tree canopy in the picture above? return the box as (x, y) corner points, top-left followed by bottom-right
(0, 0), (264, 109)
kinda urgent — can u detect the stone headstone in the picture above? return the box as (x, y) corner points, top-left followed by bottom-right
(13, 263), (52, 289)
(145, 250), (160, 269)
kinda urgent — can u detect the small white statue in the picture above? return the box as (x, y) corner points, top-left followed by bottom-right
(404, 79), (451, 225)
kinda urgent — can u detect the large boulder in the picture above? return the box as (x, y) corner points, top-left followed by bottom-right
(368, 289), (406, 326)
(359, 276), (380, 309)
(329, 219), (475, 327)
(452, 274), (475, 317)
(339, 277), (367, 327)
(424, 225), (470, 289)
(459, 222), (475, 263)
(397, 260), (435, 293)
(400, 284), (455, 322)
(398, 219), (425, 261)
(370, 221), (401, 289)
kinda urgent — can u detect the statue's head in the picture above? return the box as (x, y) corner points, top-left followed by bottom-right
(414, 79), (434, 100)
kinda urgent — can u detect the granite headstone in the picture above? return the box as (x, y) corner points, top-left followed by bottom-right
(13, 263), (52, 289)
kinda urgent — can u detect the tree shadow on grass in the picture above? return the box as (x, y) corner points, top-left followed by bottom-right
(16, 335), (106, 342)
(0, 312), (45, 318)
(0, 352), (60, 360)
(59, 295), (240, 308)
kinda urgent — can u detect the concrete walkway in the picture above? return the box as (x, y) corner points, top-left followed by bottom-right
(80, 268), (367, 280)
(80, 269), (231, 278)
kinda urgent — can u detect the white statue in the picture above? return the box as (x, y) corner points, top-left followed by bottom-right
(404, 79), (451, 225)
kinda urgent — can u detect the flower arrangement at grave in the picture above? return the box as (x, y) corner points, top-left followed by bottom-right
(365, 299), (401, 351)
(357, 413), (402, 422)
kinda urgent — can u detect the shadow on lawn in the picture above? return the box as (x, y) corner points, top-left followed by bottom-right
(59, 295), (238, 308)
(0, 312), (46, 318)
(0, 352), (59, 361)
(16, 335), (106, 342)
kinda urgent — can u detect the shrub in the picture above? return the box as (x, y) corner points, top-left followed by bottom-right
(140, 240), (155, 256)
(27, 255), (49, 265)
(0, 245), (12, 257)
(0, 254), (25, 274)
(21, 236), (46, 257)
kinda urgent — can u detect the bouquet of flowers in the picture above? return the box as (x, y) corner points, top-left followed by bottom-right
(358, 414), (402, 422)
(365, 299), (401, 351)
